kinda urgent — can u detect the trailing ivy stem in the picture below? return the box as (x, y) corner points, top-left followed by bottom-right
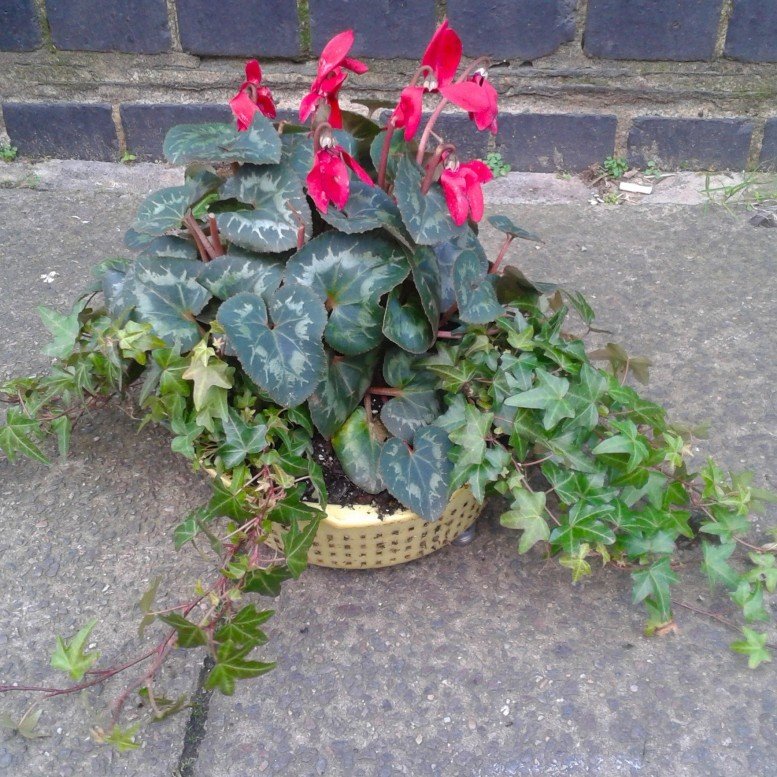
(420, 143), (456, 195)
(489, 235), (514, 275)
(377, 119), (396, 191)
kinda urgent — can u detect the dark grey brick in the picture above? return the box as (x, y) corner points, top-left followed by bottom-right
(584, 0), (723, 61)
(494, 113), (617, 172)
(448, 0), (575, 60)
(725, 0), (777, 63)
(627, 117), (754, 170)
(759, 118), (777, 169)
(45, 0), (170, 53)
(309, 0), (436, 58)
(3, 103), (119, 160)
(0, 0), (41, 51)
(176, 0), (300, 57)
(121, 103), (232, 161)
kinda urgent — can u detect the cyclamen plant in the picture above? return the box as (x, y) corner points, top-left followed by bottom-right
(1, 21), (775, 750)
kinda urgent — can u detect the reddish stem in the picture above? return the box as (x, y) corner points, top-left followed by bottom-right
(436, 330), (463, 339)
(367, 386), (404, 397)
(377, 120), (397, 191)
(208, 215), (225, 257)
(420, 143), (456, 195)
(489, 235), (514, 275)
(184, 214), (218, 261)
(416, 97), (449, 165)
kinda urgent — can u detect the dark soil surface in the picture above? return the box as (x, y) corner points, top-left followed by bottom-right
(308, 434), (401, 515)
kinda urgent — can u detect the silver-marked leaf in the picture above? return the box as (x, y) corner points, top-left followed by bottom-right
(126, 258), (211, 351)
(307, 349), (379, 438)
(133, 185), (191, 236)
(163, 115), (281, 166)
(379, 426), (453, 522)
(406, 245), (441, 327)
(103, 266), (132, 318)
(382, 347), (435, 389)
(280, 133), (314, 180)
(433, 228), (489, 309)
(453, 249), (503, 324)
(382, 288), (435, 354)
(185, 166), (223, 202)
(332, 407), (386, 494)
(488, 215), (542, 242)
(285, 231), (409, 304)
(394, 156), (463, 245)
(217, 161), (311, 253)
(137, 236), (198, 261)
(380, 388), (440, 442)
(197, 255), (283, 300)
(124, 227), (156, 250)
(217, 286), (327, 407)
(325, 298), (384, 356)
(320, 180), (403, 235)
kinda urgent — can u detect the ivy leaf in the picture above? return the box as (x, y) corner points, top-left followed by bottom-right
(449, 404), (492, 471)
(631, 558), (678, 623)
(730, 581), (770, 622)
(243, 566), (292, 597)
(592, 420), (650, 472)
(0, 411), (47, 466)
(331, 407), (386, 494)
(206, 643), (276, 695)
(747, 552), (777, 593)
(51, 415), (71, 459)
(98, 723), (142, 752)
(504, 369), (575, 430)
(182, 345), (233, 411)
(215, 605), (273, 646)
(565, 363), (607, 431)
(701, 541), (739, 590)
(218, 409), (269, 468)
(207, 475), (254, 523)
(159, 613), (208, 648)
(39, 301), (84, 359)
(549, 501), (616, 553)
(170, 410), (204, 460)
(730, 627), (772, 669)
(500, 489), (550, 553)
(282, 513), (323, 578)
(50, 619), (100, 680)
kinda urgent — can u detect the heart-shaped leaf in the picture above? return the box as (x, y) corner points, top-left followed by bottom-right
(433, 228), (489, 310)
(453, 249), (503, 324)
(133, 185), (191, 236)
(382, 287), (435, 354)
(380, 388), (441, 442)
(217, 286), (327, 407)
(163, 115), (281, 166)
(280, 133), (314, 180)
(332, 407), (386, 494)
(488, 215), (542, 243)
(126, 258), (212, 351)
(379, 426), (453, 521)
(319, 180), (404, 235)
(307, 350), (378, 438)
(324, 298), (384, 356)
(134, 236), (198, 261)
(394, 156), (463, 245)
(406, 245), (441, 327)
(197, 255), (284, 300)
(217, 160), (311, 253)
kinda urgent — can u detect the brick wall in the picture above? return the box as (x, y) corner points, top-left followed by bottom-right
(1, 0), (776, 170)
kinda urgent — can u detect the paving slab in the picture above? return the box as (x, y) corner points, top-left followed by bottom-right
(0, 164), (775, 776)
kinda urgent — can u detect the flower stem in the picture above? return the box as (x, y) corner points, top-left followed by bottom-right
(489, 235), (514, 275)
(416, 97), (449, 165)
(377, 120), (396, 191)
(420, 143), (456, 195)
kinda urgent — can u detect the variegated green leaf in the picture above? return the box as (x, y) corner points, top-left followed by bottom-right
(331, 407), (386, 494)
(280, 132), (314, 179)
(163, 116), (281, 166)
(307, 350), (379, 438)
(217, 286), (327, 407)
(137, 236), (198, 261)
(102, 263), (132, 318)
(124, 227), (156, 250)
(319, 180), (404, 235)
(406, 245), (441, 327)
(382, 287), (435, 354)
(197, 255), (284, 300)
(324, 298), (384, 356)
(488, 214), (542, 243)
(369, 129), (416, 183)
(379, 426), (453, 522)
(133, 185), (191, 236)
(380, 388), (440, 442)
(453, 249), (503, 324)
(217, 160), (311, 253)
(394, 156), (463, 246)
(126, 258), (211, 351)
(433, 228), (489, 310)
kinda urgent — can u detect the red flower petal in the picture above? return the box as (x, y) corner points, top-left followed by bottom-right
(421, 20), (462, 88)
(299, 91), (320, 123)
(461, 159), (493, 183)
(317, 30), (355, 81)
(244, 59), (262, 85)
(439, 81), (491, 113)
(327, 93), (343, 129)
(307, 149), (350, 212)
(341, 149), (374, 186)
(255, 86), (277, 119)
(439, 169), (470, 226)
(230, 90), (258, 132)
(392, 86), (424, 141)
(343, 55), (369, 75)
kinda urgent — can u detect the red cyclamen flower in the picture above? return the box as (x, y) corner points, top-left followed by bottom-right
(439, 157), (493, 226)
(306, 141), (374, 213)
(465, 70), (498, 134)
(230, 60), (277, 131)
(299, 30), (368, 128)
(391, 85), (424, 141)
(420, 20), (462, 90)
